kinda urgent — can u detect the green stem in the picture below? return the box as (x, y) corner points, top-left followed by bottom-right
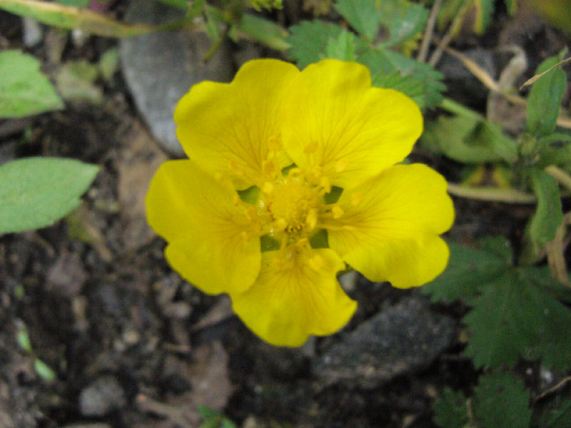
(447, 183), (536, 203)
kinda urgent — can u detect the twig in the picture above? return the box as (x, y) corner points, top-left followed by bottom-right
(534, 375), (571, 403)
(417, 0), (443, 63)
(545, 212), (571, 288)
(546, 165), (571, 193)
(443, 46), (571, 129)
(448, 183), (536, 203)
(520, 56), (571, 90)
(429, 0), (471, 67)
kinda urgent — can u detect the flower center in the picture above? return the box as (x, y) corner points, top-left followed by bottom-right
(259, 168), (322, 243)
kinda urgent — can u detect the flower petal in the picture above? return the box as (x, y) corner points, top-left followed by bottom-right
(231, 247), (357, 347)
(281, 59), (423, 189)
(146, 160), (261, 294)
(327, 164), (454, 288)
(174, 59), (299, 189)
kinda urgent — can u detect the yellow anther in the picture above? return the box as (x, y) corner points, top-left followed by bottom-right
(262, 159), (278, 177)
(305, 209), (318, 231)
(331, 205), (344, 219)
(319, 176), (331, 194)
(262, 182), (274, 194)
(273, 218), (287, 232)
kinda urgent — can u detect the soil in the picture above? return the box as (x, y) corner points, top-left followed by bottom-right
(0, 2), (570, 427)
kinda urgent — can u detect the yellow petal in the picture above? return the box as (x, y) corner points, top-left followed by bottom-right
(174, 59), (299, 189)
(327, 164), (454, 288)
(146, 160), (261, 294)
(281, 59), (422, 189)
(231, 247), (357, 347)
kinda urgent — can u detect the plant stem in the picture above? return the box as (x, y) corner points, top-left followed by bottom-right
(447, 183), (536, 203)
(546, 165), (571, 193)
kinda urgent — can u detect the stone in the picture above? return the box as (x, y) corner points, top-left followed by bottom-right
(79, 376), (126, 417)
(120, 0), (233, 157)
(313, 296), (455, 389)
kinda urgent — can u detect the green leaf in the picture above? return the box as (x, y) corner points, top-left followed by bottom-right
(504, 0), (517, 15)
(518, 267), (571, 370)
(99, 48), (119, 82)
(527, 56), (567, 137)
(538, 400), (571, 428)
(234, 13), (289, 51)
(16, 325), (33, 353)
(324, 30), (358, 61)
(334, 0), (380, 40)
(0, 157), (99, 234)
(0, 0), (164, 37)
(422, 237), (512, 304)
(422, 114), (517, 163)
(359, 48), (445, 108)
(473, 0), (494, 34)
(527, 168), (563, 254)
(55, 60), (103, 105)
(34, 359), (57, 382)
(198, 405), (237, 428)
(0, 50), (64, 118)
(473, 372), (531, 428)
(463, 271), (526, 367)
(378, 0), (428, 47)
(287, 20), (344, 68)
(433, 388), (469, 428)
(465, 268), (571, 370)
(56, 0), (89, 7)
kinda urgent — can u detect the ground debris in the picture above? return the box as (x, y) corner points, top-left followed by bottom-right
(313, 297), (456, 389)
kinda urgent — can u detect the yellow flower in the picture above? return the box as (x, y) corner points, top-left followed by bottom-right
(146, 59), (454, 347)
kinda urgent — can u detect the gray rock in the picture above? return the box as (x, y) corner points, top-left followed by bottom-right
(313, 297), (455, 389)
(79, 376), (126, 417)
(120, 0), (233, 157)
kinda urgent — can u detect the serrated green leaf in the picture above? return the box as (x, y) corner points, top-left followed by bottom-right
(324, 30), (358, 61)
(473, 372), (531, 428)
(334, 0), (380, 40)
(465, 267), (571, 370)
(422, 237), (512, 304)
(287, 20), (344, 68)
(527, 168), (563, 253)
(378, 0), (428, 47)
(0, 157), (99, 234)
(0, 50), (64, 118)
(464, 270), (535, 368)
(527, 56), (567, 137)
(433, 388), (469, 428)
(473, 0), (494, 34)
(359, 48), (445, 108)
(519, 267), (571, 370)
(539, 399), (571, 428)
(422, 114), (517, 163)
